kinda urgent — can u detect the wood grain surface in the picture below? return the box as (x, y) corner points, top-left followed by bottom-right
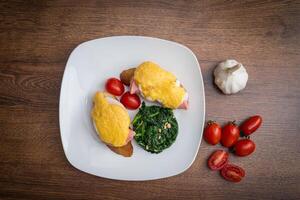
(0, 0), (300, 199)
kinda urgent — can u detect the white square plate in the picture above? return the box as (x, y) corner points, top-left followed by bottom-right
(59, 36), (205, 181)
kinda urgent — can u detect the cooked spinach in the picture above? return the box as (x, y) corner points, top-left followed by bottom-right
(132, 102), (178, 153)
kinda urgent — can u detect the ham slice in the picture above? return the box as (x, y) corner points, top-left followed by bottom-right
(178, 99), (189, 109)
(129, 79), (139, 94)
(126, 129), (135, 143)
(178, 93), (189, 110)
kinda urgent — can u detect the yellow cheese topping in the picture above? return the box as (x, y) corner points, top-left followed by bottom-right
(91, 92), (130, 147)
(134, 61), (186, 109)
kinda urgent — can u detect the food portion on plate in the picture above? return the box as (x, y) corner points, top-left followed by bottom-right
(91, 92), (134, 157)
(91, 61), (188, 157)
(129, 61), (189, 109)
(120, 68), (136, 86)
(120, 91), (141, 110)
(132, 102), (178, 153)
(105, 78), (125, 96)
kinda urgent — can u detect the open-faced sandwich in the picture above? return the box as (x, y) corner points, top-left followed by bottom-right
(91, 92), (135, 157)
(128, 61), (189, 109)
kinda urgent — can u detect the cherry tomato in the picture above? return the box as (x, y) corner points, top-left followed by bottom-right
(208, 150), (229, 171)
(120, 92), (141, 110)
(221, 164), (245, 182)
(221, 121), (240, 147)
(240, 115), (262, 136)
(234, 139), (255, 157)
(105, 78), (125, 96)
(204, 121), (222, 145)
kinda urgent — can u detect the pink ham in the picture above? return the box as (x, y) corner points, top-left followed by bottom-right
(178, 99), (189, 110)
(178, 90), (189, 110)
(126, 129), (135, 143)
(129, 79), (139, 94)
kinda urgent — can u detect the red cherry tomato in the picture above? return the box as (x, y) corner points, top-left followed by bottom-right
(204, 121), (222, 145)
(221, 121), (240, 147)
(234, 139), (255, 157)
(208, 150), (229, 171)
(240, 115), (262, 136)
(221, 164), (245, 182)
(105, 78), (125, 96)
(120, 92), (141, 110)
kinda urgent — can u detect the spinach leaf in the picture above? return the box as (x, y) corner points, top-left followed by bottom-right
(133, 102), (179, 153)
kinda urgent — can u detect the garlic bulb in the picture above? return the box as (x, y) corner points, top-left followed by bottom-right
(214, 59), (248, 94)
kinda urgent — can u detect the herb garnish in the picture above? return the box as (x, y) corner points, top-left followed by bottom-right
(133, 102), (178, 153)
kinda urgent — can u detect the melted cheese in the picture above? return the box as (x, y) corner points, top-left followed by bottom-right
(91, 92), (130, 147)
(134, 61), (186, 109)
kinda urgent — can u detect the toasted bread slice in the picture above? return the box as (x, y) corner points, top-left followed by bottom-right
(107, 141), (133, 157)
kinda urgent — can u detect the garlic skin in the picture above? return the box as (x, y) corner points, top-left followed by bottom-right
(214, 59), (248, 94)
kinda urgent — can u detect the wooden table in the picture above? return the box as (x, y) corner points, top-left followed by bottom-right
(1, 1), (299, 199)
